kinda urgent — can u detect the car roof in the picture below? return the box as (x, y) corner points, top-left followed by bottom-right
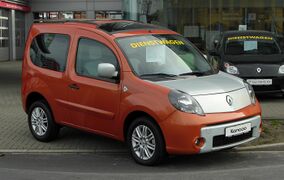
(222, 30), (275, 37)
(32, 19), (176, 38)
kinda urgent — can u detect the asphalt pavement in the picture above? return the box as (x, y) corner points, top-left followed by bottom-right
(0, 61), (284, 152)
(0, 151), (283, 180)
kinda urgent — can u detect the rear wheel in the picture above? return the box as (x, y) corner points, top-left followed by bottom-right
(127, 116), (166, 166)
(28, 100), (59, 142)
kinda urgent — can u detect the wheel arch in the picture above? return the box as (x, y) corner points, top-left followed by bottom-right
(25, 92), (50, 113)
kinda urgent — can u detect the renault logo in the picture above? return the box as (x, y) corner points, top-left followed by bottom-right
(256, 67), (262, 73)
(226, 95), (233, 106)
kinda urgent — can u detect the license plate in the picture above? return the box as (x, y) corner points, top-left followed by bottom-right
(247, 79), (272, 85)
(225, 123), (251, 137)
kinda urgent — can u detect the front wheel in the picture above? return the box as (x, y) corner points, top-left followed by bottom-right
(127, 117), (166, 166)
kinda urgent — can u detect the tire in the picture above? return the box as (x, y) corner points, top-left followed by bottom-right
(127, 116), (166, 166)
(28, 100), (59, 142)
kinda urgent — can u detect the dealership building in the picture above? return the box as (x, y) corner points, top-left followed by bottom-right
(1, 0), (284, 61)
(0, 0), (122, 61)
(124, 0), (284, 51)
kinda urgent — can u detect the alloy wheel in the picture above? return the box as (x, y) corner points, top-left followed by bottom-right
(31, 107), (48, 136)
(131, 125), (156, 161)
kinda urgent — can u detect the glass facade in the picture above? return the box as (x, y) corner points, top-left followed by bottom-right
(95, 11), (123, 20)
(0, 8), (9, 48)
(33, 11), (123, 21)
(0, 0), (29, 61)
(34, 11), (87, 20)
(0, 8), (9, 61)
(15, 11), (25, 59)
(123, 0), (284, 51)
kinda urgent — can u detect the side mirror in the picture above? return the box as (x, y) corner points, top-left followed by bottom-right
(213, 39), (219, 48)
(97, 63), (118, 79)
(208, 55), (221, 72)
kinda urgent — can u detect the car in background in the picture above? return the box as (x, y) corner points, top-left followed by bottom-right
(210, 30), (284, 94)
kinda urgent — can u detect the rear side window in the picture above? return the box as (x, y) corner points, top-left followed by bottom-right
(76, 38), (118, 80)
(30, 33), (70, 72)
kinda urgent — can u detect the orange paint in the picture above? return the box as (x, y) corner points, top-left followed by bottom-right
(22, 20), (261, 156)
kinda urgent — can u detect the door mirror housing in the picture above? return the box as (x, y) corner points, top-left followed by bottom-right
(98, 63), (118, 79)
(208, 55), (221, 72)
(213, 39), (219, 48)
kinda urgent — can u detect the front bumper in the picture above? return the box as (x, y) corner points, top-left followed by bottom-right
(200, 115), (261, 153)
(160, 104), (261, 155)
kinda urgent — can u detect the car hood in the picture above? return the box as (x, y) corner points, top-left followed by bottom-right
(153, 72), (252, 113)
(154, 71), (245, 96)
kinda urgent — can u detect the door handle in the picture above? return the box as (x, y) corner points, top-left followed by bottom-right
(68, 84), (80, 90)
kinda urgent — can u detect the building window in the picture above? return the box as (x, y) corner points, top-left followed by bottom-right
(30, 33), (70, 72)
(16, 11), (25, 48)
(34, 11), (87, 20)
(95, 11), (123, 20)
(74, 11), (87, 19)
(123, 0), (284, 52)
(0, 8), (9, 48)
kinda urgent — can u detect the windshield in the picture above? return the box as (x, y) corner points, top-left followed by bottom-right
(116, 34), (213, 79)
(225, 36), (281, 55)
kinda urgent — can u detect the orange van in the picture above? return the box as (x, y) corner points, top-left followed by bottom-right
(22, 20), (262, 165)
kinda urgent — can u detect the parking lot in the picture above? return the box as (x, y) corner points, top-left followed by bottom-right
(0, 61), (283, 152)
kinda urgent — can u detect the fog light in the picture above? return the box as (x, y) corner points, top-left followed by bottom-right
(194, 137), (205, 148)
(278, 65), (284, 74)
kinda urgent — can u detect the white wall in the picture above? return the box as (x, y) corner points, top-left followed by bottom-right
(29, 0), (122, 12)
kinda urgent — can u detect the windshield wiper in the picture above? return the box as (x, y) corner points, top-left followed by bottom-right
(140, 73), (178, 78)
(140, 71), (210, 78)
(179, 71), (206, 76)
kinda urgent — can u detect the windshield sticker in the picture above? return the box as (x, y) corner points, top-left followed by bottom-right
(130, 40), (185, 48)
(146, 45), (166, 64)
(227, 36), (273, 41)
(244, 41), (258, 51)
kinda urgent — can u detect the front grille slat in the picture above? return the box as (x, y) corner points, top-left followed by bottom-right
(213, 131), (253, 148)
(253, 85), (281, 92)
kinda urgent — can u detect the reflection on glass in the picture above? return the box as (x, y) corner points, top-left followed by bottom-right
(0, 8), (9, 48)
(117, 34), (213, 77)
(34, 11), (87, 20)
(123, 0), (284, 52)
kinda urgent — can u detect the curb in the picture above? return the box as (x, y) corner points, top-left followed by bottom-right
(236, 143), (284, 151)
(0, 149), (128, 154)
(0, 143), (283, 155)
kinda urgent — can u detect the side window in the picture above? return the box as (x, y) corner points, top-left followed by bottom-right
(30, 33), (70, 72)
(76, 38), (118, 80)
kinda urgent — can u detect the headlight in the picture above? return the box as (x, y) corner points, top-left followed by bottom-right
(169, 90), (205, 116)
(244, 82), (256, 105)
(224, 62), (239, 75)
(279, 65), (284, 74)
